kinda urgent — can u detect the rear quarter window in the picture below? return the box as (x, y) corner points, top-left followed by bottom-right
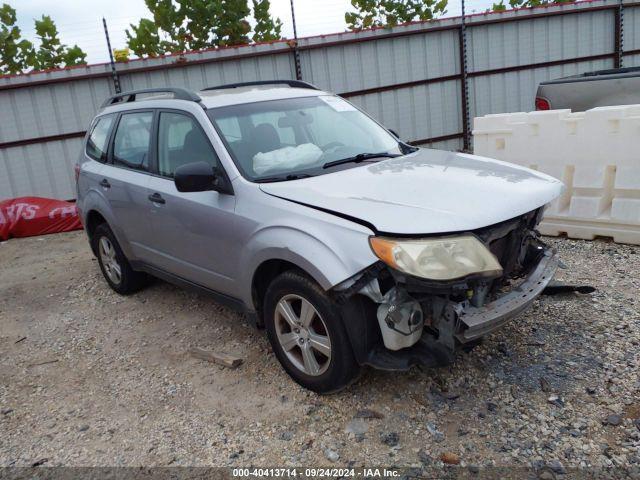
(86, 115), (115, 162)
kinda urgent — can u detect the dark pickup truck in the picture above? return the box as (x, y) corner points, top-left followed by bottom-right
(535, 66), (640, 111)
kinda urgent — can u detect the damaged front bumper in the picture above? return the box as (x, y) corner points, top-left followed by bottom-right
(335, 221), (559, 371)
(456, 248), (558, 343)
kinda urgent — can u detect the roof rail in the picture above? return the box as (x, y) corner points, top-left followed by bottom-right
(100, 87), (202, 108)
(202, 80), (320, 92)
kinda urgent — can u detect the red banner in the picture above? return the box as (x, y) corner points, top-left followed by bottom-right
(0, 197), (83, 241)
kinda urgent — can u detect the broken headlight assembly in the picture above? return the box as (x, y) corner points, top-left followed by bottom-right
(369, 234), (503, 281)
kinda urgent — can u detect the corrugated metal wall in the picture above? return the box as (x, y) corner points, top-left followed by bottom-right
(298, 27), (463, 148)
(467, 8), (617, 120)
(1, 0), (638, 201)
(623, 2), (640, 66)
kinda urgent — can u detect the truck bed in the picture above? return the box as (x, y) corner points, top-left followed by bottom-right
(535, 66), (640, 111)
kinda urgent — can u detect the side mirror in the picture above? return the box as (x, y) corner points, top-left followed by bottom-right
(174, 161), (228, 193)
(389, 129), (400, 139)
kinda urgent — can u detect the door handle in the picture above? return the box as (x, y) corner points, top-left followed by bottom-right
(148, 192), (166, 204)
(99, 179), (111, 189)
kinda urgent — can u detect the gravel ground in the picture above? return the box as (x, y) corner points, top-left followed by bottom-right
(0, 231), (639, 473)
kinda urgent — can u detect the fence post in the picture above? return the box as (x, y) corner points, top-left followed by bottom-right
(459, 0), (471, 152)
(102, 18), (121, 94)
(614, 0), (624, 69)
(289, 0), (303, 80)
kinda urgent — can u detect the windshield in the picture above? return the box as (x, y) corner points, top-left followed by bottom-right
(207, 95), (402, 181)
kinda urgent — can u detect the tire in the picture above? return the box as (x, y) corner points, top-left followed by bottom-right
(264, 270), (361, 394)
(92, 223), (148, 295)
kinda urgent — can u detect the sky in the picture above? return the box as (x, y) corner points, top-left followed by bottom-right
(6, 0), (494, 65)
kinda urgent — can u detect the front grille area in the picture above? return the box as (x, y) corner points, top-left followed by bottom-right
(477, 208), (544, 283)
(488, 233), (518, 275)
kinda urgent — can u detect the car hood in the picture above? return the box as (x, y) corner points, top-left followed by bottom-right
(259, 149), (563, 234)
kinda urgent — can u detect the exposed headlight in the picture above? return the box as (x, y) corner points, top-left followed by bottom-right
(369, 234), (503, 281)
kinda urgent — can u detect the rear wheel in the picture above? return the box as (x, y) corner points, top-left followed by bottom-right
(92, 223), (148, 295)
(264, 271), (361, 393)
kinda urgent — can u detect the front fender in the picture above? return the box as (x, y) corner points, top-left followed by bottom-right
(238, 224), (377, 310)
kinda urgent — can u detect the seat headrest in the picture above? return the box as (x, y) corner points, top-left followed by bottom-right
(253, 123), (281, 153)
(182, 129), (211, 160)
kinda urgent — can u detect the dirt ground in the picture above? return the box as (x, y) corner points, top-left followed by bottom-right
(0, 231), (639, 472)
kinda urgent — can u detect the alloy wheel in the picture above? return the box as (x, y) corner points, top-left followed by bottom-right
(274, 294), (331, 376)
(99, 236), (122, 285)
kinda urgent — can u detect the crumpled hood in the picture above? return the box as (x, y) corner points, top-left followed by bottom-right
(259, 149), (564, 234)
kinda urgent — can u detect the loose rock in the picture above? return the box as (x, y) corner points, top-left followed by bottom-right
(603, 414), (622, 426)
(324, 448), (339, 462)
(440, 452), (460, 465)
(547, 395), (564, 407)
(539, 377), (551, 393)
(380, 432), (399, 447)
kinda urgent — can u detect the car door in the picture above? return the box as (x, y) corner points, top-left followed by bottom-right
(145, 110), (238, 295)
(79, 114), (114, 199)
(99, 110), (155, 262)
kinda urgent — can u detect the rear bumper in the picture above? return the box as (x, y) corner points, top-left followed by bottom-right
(456, 248), (559, 343)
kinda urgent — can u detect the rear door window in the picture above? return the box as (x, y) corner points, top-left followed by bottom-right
(112, 111), (154, 171)
(86, 115), (115, 162)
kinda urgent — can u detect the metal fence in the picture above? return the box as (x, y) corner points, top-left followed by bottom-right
(1, 0), (638, 201)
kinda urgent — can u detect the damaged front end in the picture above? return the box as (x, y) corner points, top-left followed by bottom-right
(334, 208), (559, 371)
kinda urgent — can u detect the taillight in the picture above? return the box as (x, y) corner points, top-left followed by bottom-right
(535, 97), (551, 110)
(74, 164), (81, 183)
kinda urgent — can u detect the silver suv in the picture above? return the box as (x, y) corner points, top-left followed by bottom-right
(76, 80), (563, 393)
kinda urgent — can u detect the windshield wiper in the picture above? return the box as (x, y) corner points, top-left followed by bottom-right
(322, 152), (401, 169)
(255, 173), (314, 183)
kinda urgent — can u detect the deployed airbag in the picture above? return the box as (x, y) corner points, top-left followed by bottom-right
(253, 143), (323, 175)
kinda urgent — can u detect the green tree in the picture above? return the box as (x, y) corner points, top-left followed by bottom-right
(212, 0), (251, 47)
(345, 0), (448, 30)
(0, 4), (87, 75)
(252, 0), (282, 42)
(126, 18), (164, 57)
(33, 15), (87, 70)
(491, 0), (572, 11)
(0, 3), (35, 74)
(126, 0), (282, 58)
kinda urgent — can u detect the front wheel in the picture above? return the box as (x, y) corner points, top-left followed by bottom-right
(92, 223), (148, 295)
(264, 271), (361, 394)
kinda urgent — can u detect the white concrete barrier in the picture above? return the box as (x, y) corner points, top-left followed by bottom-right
(473, 106), (640, 245)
